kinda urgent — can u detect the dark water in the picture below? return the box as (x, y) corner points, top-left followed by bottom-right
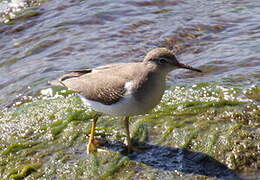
(0, 0), (260, 106)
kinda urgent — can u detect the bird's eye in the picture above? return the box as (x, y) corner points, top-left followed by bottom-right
(158, 58), (167, 64)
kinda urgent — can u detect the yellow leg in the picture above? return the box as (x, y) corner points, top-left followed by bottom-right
(124, 116), (132, 152)
(124, 116), (150, 153)
(87, 114), (99, 154)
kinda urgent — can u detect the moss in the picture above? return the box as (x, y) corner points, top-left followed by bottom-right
(66, 109), (93, 122)
(98, 155), (128, 179)
(2, 142), (40, 155)
(0, 84), (259, 179)
(131, 119), (149, 143)
(245, 86), (260, 101)
(50, 120), (68, 137)
(182, 128), (200, 148)
(9, 164), (38, 179)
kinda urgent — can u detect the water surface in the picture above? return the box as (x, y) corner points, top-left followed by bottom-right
(0, 0), (259, 106)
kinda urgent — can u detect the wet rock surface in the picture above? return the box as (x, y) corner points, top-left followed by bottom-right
(0, 84), (259, 179)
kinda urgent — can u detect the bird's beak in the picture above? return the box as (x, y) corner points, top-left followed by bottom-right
(178, 63), (202, 72)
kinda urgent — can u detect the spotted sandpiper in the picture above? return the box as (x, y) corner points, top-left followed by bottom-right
(51, 48), (202, 153)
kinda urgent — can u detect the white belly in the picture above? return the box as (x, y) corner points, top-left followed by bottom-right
(79, 79), (166, 116)
(79, 94), (151, 116)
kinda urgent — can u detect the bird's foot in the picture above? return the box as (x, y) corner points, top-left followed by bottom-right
(87, 139), (101, 154)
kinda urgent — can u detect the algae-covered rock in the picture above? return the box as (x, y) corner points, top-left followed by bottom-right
(0, 84), (259, 179)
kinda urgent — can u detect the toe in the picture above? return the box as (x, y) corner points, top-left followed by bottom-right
(87, 141), (97, 154)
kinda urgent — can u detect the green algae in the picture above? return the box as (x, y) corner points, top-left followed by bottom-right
(154, 9), (172, 14)
(245, 85), (260, 101)
(0, 58), (20, 68)
(2, 142), (40, 155)
(0, 84), (259, 179)
(9, 164), (38, 180)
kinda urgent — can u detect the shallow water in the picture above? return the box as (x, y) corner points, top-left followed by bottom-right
(0, 0), (259, 107)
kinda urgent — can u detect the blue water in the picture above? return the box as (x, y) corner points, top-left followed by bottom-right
(0, 0), (259, 107)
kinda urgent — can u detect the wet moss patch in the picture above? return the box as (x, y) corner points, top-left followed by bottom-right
(0, 84), (259, 179)
(9, 164), (38, 180)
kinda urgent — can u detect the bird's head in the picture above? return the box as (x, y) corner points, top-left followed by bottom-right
(144, 48), (202, 73)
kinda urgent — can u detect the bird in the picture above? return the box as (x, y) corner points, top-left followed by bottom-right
(50, 48), (202, 153)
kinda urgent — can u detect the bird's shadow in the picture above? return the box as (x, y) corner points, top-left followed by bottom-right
(101, 140), (244, 180)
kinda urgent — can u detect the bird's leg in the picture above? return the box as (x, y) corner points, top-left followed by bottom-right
(123, 116), (150, 153)
(124, 116), (132, 152)
(87, 114), (99, 154)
